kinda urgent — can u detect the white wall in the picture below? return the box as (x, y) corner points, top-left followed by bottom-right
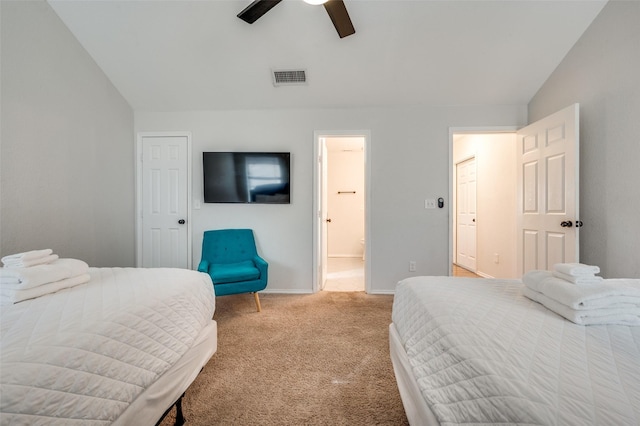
(327, 138), (364, 258)
(0, 1), (135, 266)
(453, 133), (517, 279)
(135, 106), (526, 293)
(528, 1), (640, 279)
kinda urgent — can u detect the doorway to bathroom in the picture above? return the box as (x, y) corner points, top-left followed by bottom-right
(313, 131), (370, 293)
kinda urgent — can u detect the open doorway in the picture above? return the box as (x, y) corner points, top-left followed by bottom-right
(450, 130), (519, 279)
(450, 106), (580, 279)
(313, 131), (371, 293)
(324, 137), (365, 291)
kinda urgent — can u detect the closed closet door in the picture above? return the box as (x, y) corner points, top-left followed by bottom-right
(456, 157), (477, 271)
(140, 135), (190, 268)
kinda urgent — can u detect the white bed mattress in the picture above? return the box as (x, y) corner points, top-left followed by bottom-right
(391, 276), (640, 425)
(0, 267), (216, 425)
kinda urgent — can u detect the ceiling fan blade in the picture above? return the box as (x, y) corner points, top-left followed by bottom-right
(237, 0), (282, 24)
(323, 0), (355, 38)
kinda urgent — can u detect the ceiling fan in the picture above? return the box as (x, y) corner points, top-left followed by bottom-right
(237, 0), (355, 39)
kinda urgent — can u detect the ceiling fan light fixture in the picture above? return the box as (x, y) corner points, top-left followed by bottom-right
(238, 0), (354, 38)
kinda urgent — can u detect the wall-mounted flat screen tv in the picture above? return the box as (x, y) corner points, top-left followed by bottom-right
(203, 152), (291, 204)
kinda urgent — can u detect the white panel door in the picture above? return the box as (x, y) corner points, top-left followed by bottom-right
(517, 104), (579, 274)
(141, 135), (190, 268)
(456, 157), (477, 271)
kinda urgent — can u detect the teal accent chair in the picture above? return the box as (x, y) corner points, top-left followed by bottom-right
(197, 229), (268, 312)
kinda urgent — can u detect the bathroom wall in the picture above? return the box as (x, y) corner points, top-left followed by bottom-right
(326, 137), (365, 258)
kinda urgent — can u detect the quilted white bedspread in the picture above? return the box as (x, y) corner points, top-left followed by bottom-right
(392, 276), (640, 425)
(0, 267), (215, 425)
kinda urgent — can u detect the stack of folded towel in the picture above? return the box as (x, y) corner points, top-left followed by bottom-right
(523, 263), (640, 326)
(0, 249), (90, 305)
(1, 248), (59, 268)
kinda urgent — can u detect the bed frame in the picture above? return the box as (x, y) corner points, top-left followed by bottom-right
(115, 320), (217, 425)
(389, 323), (439, 426)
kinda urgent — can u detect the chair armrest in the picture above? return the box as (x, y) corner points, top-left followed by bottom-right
(197, 259), (210, 273)
(253, 255), (268, 279)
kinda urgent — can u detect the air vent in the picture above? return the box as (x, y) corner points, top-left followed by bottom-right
(272, 69), (307, 86)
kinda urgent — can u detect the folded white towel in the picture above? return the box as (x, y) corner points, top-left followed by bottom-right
(523, 287), (640, 326)
(552, 270), (603, 285)
(522, 270), (553, 292)
(1, 249), (53, 265)
(539, 277), (640, 310)
(0, 273), (90, 304)
(0, 258), (89, 290)
(2, 254), (59, 269)
(553, 262), (600, 277)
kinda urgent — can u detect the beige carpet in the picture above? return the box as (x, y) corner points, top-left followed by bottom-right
(160, 291), (409, 425)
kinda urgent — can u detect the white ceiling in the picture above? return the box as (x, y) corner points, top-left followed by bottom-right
(48, 0), (607, 112)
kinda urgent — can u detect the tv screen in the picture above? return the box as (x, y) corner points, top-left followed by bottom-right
(203, 152), (291, 204)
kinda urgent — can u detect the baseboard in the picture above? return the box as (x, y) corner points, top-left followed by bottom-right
(476, 271), (494, 279)
(261, 289), (395, 295)
(368, 290), (396, 295)
(261, 289), (314, 295)
(328, 255), (363, 259)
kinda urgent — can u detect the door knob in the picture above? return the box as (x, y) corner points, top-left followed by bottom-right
(326, 218), (332, 223)
(560, 220), (573, 228)
(576, 220), (584, 228)
(178, 219), (186, 225)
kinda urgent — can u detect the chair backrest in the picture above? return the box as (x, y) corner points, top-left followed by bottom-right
(201, 229), (258, 264)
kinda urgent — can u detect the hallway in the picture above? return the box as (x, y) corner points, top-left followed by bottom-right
(323, 257), (365, 292)
(453, 264), (481, 278)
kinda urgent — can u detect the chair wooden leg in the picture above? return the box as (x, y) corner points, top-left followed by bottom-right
(253, 292), (262, 312)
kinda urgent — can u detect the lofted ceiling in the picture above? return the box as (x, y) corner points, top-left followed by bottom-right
(48, 0), (608, 112)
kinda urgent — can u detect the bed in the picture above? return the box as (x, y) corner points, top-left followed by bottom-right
(390, 276), (640, 426)
(0, 267), (217, 425)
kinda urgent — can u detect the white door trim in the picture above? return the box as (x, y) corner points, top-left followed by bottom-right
(135, 131), (193, 268)
(448, 126), (518, 276)
(313, 130), (371, 293)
